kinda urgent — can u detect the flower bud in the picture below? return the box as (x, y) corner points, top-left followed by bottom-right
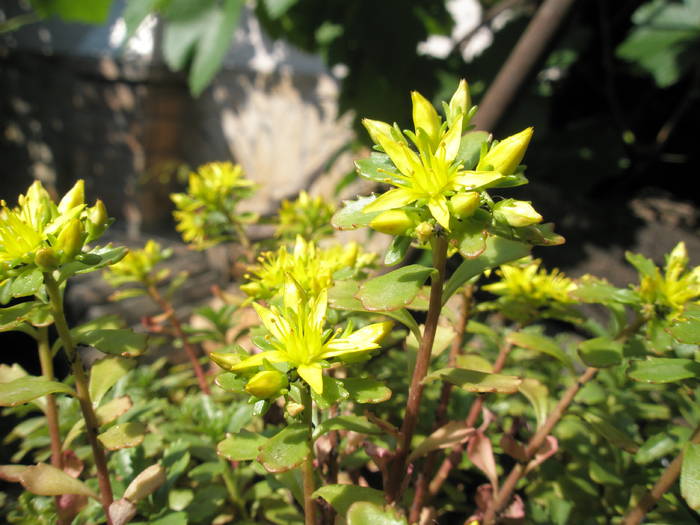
(369, 209), (416, 236)
(209, 352), (242, 371)
(339, 242), (359, 268)
(57, 180), (85, 214)
(449, 192), (480, 219)
(244, 370), (288, 399)
(34, 247), (60, 271)
(494, 200), (542, 228)
(89, 199), (108, 227)
(56, 219), (84, 262)
(448, 79), (470, 125)
(477, 127), (533, 176)
(414, 221), (434, 243)
(240, 282), (263, 297)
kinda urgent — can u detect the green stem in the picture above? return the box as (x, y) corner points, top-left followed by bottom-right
(300, 386), (317, 525)
(386, 236), (448, 503)
(43, 273), (114, 525)
(219, 458), (247, 519)
(37, 326), (63, 470)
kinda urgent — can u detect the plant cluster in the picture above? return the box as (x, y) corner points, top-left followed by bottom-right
(1, 80), (699, 525)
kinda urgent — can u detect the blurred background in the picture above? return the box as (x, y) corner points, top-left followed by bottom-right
(1, 0), (699, 285)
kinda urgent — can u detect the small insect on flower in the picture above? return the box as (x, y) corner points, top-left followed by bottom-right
(211, 280), (393, 394)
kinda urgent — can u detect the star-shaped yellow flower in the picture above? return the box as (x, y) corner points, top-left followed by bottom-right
(211, 281), (393, 394)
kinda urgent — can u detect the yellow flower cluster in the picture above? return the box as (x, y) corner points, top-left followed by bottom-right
(0, 180), (110, 278)
(240, 235), (375, 301)
(276, 191), (335, 241)
(103, 239), (172, 288)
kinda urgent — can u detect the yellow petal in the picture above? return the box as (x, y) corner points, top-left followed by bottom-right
(362, 118), (394, 146)
(455, 171), (504, 190)
(449, 79), (470, 120)
(252, 303), (289, 342)
(411, 91), (440, 145)
(440, 114), (463, 163)
(477, 127), (533, 176)
(312, 289), (328, 327)
(213, 350), (287, 372)
(428, 197), (451, 231)
(297, 363), (324, 394)
(363, 188), (416, 213)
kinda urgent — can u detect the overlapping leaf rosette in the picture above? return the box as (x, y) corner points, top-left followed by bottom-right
(332, 80), (563, 265)
(0, 180), (125, 303)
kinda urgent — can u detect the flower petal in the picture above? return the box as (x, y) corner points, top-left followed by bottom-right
(228, 350), (288, 371)
(439, 114), (463, 163)
(455, 171), (504, 190)
(312, 289), (328, 328)
(252, 303), (289, 342)
(297, 363), (324, 394)
(363, 188), (416, 213)
(428, 196), (451, 231)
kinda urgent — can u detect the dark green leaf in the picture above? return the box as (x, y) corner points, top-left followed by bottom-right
(89, 357), (136, 406)
(217, 430), (267, 461)
(668, 319), (700, 344)
(10, 268), (42, 298)
(635, 433), (677, 465)
(355, 153), (403, 185)
(423, 367), (522, 393)
(628, 358), (700, 383)
(357, 264), (434, 311)
(32, 0), (112, 23)
(313, 485), (385, 515)
(214, 372), (246, 393)
(0, 302), (37, 331)
(578, 337), (623, 368)
(340, 377), (392, 404)
(258, 424), (310, 473)
(582, 412), (639, 453)
(0, 377), (75, 406)
(573, 279), (639, 305)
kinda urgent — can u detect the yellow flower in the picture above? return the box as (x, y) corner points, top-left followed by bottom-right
(360, 80), (532, 231)
(276, 191), (335, 241)
(212, 281), (393, 394)
(242, 236), (375, 301)
(104, 239), (172, 287)
(0, 180), (109, 277)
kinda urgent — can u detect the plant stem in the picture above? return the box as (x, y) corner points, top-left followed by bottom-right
(386, 236), (448, 503)
(146, 285), (211, 395)
(482, 366), (598, 525)
(43, 273), (114, 525)
(219, 458), (248, 520)
(300, 386), (317, 525)
(37, 326), (63, 470)
(428, 338), (514, 499)
(622, 422), (700, 525)
(410, 288), (472, 522)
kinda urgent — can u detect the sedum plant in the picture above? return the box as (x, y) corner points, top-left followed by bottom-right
(275, 191), (336, 242)
(1, 79), (700, 525)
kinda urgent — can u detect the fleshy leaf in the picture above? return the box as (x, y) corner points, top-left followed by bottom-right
(444, 236), (531, 303)
(0, 377), (75, 406)
(408, 421), (474, 463)
(89, 357), (136, 406)
(312, 415), (381, 440)
(332, 195), (381, 231)
(518, 378), (549, 429)
(76, 329), (148, 357)
(423, 368), (522, 393)
(507, 331), (574, 371)
(577, 337), (623, 368)
(347, 501), (408, 525)
(217, 430), (268, 461)
(668, 318), (700, 344)
(357, 264), (434, 311)
(628, 358), (700, 383)
(340, 377), (392, 404)
(313, 485), (385, 515)
(681, 442), (700, 511)
(98, 422), (147, 450)
(258, 423), (310, 473)
(19, 463), (98, 499)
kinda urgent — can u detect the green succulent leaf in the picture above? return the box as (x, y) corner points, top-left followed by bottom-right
(313, 485), (385, 516)
(217, 430), (267, 461)
(0, 377), (75, 407)
(347, 501), (408, 525)
(89, 357), (136, 406)
(340, 377), (392, 404)
(681, 442), (700, 511)
(76, 329), (148, 357)
(332, 195), (382, 231)
(578, 337), (623, 368)
(18, 463), (98, 499)
(258, 423), (310, 473)
(628, 358), (700, 383)
(668, 318), (700, 344)
(423, 367), (522, 393)
(98, 422), (147, 451)
(312, 415), (381, 440)
(357, 264), (434, 311)
(507, 330), (574, 370)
